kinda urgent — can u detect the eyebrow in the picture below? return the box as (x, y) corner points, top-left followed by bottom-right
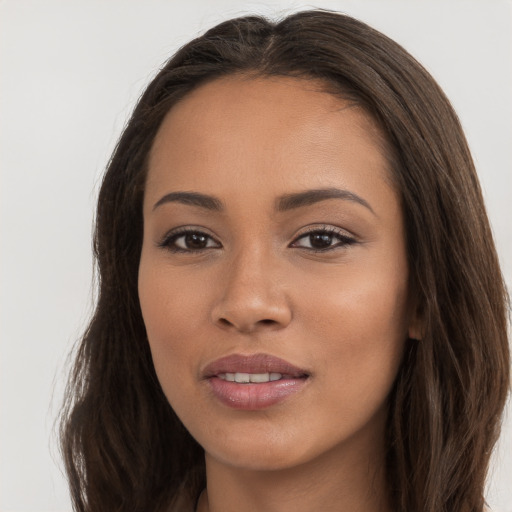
(275, 188), (375, 215)
(153, 191), (223, 211)
(152, 187), (375, 215)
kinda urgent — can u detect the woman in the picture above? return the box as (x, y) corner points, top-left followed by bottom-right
(59, 10), (510, 512)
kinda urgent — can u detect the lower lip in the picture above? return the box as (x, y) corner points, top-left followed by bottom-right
(207, 377), (308, 410)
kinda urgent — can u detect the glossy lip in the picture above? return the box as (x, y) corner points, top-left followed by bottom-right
(202, 353), (310, 410)
(201, 353), (309, 379)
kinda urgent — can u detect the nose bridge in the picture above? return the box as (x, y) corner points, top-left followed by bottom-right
(211, 240), (292, 332)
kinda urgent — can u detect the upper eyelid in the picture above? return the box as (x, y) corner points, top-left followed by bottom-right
(161, 226), (219, 241)
(290, 228), (356, 247)
(158, 224), (356, 250)
(161, 224), (353, 239)
(292, 225), (356, 240)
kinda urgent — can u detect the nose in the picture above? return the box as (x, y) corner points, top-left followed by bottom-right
(210, 246), (292, 334)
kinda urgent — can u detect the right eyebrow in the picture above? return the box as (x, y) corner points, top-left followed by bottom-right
(152, 191), (223, 212)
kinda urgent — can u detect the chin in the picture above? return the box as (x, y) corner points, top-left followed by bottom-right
(198, 403), (389, 475)
(207, 443), (309, 472)
(200, 422), (341, 474)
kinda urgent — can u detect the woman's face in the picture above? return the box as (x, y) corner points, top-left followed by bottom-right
(139, 76), (418, 472)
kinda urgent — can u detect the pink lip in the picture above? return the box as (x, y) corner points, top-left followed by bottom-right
(202, 353), (308, 378)
(202, 353), (309, 410)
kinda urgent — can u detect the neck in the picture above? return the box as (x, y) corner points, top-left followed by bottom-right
(197, 421), (392, 512)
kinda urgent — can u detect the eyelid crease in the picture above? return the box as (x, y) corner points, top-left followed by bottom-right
(292, 224), (356, 238)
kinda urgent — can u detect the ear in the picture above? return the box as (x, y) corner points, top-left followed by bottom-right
(407, 300), (424, 341)
(405, 278), (424, 340)
(408, 317), (422, 340)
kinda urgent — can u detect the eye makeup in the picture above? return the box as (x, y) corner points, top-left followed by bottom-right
(157, 224), (358, 254)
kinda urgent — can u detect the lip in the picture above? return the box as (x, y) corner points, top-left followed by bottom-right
(202, 353), (310, 410)
(202, 353), (309, 378)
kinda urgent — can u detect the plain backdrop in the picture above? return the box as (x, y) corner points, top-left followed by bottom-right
(1, 1), (511, 511)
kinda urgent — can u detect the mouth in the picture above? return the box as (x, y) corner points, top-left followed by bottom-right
(216, 371), (298, 383)
(202, 353), (310, 410)
(202, 353), (309, 379)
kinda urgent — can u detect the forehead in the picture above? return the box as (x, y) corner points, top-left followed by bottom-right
(146, 75), (395, 210)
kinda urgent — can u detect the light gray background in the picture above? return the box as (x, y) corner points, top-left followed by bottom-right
(1, 1), (511, 511)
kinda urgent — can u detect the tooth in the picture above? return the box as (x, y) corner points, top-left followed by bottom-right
(269, 373), (282, 381)
(225, 373), (235, 382)
(234, 372), (250, 383)
(249, 373), (270, 383)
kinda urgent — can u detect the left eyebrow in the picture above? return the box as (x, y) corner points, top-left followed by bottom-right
(276, 187), (376, 216)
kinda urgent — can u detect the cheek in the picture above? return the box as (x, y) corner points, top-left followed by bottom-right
(138, 260), (199, 385)
(299, 258), (410, 394)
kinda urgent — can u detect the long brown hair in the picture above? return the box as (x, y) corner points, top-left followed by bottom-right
(59, 10), (510, 512)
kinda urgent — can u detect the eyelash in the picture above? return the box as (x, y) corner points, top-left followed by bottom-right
(291, 226), (357, 252)
(158, 227), (220, 254)
(158, 225), (357, 255)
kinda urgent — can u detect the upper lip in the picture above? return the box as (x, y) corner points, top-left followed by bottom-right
(202, 353), (309, 379)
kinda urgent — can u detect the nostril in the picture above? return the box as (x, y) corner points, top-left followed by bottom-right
(218, 318), (232, 327)
(215, 317), (278, 331)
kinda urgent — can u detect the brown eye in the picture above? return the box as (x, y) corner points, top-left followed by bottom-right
(182, 233), (209, 249)
(309, 233), (334, 249)
(161, 229), (221, 252)
(292, 228), (356, 252)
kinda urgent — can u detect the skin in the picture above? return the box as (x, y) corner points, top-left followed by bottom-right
(138, 76), (420, 512)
